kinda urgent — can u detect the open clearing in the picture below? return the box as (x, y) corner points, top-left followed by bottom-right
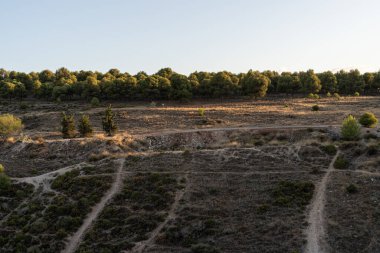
(1, 97), (380, 253)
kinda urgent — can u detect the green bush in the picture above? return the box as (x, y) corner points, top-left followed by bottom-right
(191, 243), (220, 253)
(354, 91), (360, 97)
(19, 102), (28, 110)
(359, 112), (378, 128)
(321, 145), (337, 156)
(90, 97), (100, 107)
(272, 181), (315, 207)
(307, 93), (319, 99)
(312, 105), (320, 111)
(0, 163), (4, 173)
(198, 108), (205, 117)
(0, 114), (23, 136)
(0, 173), (11, 190)
(326, 92), (332, 97)
(334, 155), (349, 169)
(341, 115), (361, 140)
(334, 93), (341, 99)
(346, 184), (358, 194)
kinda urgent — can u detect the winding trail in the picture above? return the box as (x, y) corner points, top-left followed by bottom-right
(62, 158), (125, 253)
(128, 174), (190, 253)
(13, 162), (87, 190)
(305, 151), (339, 253)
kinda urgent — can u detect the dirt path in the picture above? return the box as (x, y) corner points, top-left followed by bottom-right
(127, 174), (190, 253)
(304, 151), (339, 253)
(13, 162), (87, 190)
(62, 158), (125, 253)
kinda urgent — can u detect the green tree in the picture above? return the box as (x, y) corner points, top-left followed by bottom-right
(61, 112), (76, 138)
(277, 72), (301, 94)
(78, 115), (93, 137)
(241, 70), (270, 98)
(318, 71), (337, 93)
(170, 74), (192, 101)
(102, 105), (118, 136)
(341, 115), (361, 140)
(300, 70), (321, 93)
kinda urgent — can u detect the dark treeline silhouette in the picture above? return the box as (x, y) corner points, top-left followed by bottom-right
(0, 68), (379, 102)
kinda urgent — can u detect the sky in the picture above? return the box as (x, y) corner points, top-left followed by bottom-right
(1, 0), (380, 74)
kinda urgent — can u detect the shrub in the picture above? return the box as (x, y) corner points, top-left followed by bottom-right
(354, 91), (360, 97)
(102, 105), (118, 136)
(359, 112), (378, 128)
(78, 115), (93, 137)
(326, 92), (331, 97)
(90, 97), (100, 107)
(321, 145), (337, 156)
(19, 102), (28, 110)
(0, 163), (4, 173)
(346, 184), (358, 194)
(0, 114), (23, 136)
(312, 105), (320, 111)
(334, 155), (349, 169)
(366, 145), (378, 156)
(198, 108), (205, 117)
(0, 173), (11, 190)
(341, 115), (361, 140)
(61, 112), (76, 138)
(334, 93), (341, 99)
(191, 243), (220, 253)
(272, 181), (315, 207)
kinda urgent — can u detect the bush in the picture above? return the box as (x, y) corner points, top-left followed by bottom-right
(321, 145), (337, 156)
(326, 92), (331, 97)
(346, 184), (358, 194)
(334, 93), (341, 99)
(341, 115), (361, 140)
(90, 97), (100, 107)
(61, 112), (76, 138)
(334, 155), (349, 169)
(78, 115), (93, 137)
(19, 102), (28, 110)
(272, 181), (315, 207)
(191, 243), (220, 253)
(102, 105), (118, 136)
(312, 105), (320, 111)
(366, 145), (378, 156)
(359, 112), (378, 128)
(0, 163), (4, 173)
(0, 114), (23, 136)
(354, 91), (360, 97)
(307, 93), (319, 99)
(198, 108), (205, 117)
(0, 173), (11, 190)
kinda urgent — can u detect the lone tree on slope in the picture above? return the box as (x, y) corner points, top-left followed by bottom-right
(102, 105), (118, 136)
(61, 112), (76, 138)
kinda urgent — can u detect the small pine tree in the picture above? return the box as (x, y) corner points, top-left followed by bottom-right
(78, 115), (93, 137)
(61, 112), (76, 138)
(102, 105), (117, 136)
(341, 115), (361, 140)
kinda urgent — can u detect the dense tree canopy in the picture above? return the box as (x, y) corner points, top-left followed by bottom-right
(0, 67), (379, 102)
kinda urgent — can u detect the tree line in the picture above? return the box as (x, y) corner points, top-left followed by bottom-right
(1, 68), (379, 102)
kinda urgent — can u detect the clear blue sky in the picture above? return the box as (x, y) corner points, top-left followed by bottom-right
(1, 0), (380, 74)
